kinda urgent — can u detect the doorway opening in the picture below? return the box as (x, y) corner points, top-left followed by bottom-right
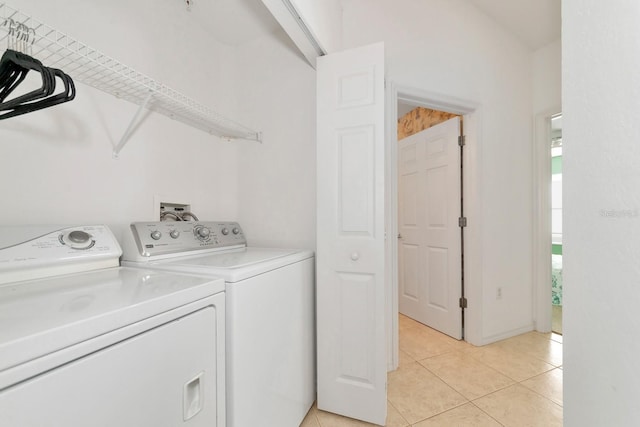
(385, 83), (483, 370)
(550, 114), (563, 334)
(533, 108), (561, 335)
(396, 105), (464, 340)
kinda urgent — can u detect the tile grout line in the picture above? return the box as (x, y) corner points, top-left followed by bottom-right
(461, 345), (559, 382)
(454, 349), (532, 384)
(407, 400), (471, 426)
(498, 333), (563, 367)
(386, 398), (410, 427)
(518, 371), (564, 408)
(468, 400), (507, 427)
(414, 353), (517, 401)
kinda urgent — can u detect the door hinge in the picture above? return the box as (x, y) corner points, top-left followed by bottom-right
(459, 297), (468, 309)
(458, 217), (467, 227)
(458, 135), (466, 147)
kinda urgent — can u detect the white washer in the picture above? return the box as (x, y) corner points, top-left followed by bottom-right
(122, 221), (315, 427)
(0, 225), (225, 427)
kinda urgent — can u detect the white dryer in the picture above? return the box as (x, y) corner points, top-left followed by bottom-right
(0, 225), (225, 427)
(122, 221), (315, 427)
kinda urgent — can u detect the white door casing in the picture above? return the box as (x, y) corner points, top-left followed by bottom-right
(398, 117), (462, 339)
(316, 42), (386, 425)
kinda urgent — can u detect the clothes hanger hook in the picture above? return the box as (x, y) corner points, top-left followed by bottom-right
(19, 22), (30, 53)
(17, 23), (24, 52)
(1, 16), (13, 29)
(4, 18), (16, 50)
(29, 27), (36, 56)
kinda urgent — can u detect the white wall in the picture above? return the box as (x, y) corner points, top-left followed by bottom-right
(342, 0), (534, 343)
(0, 0), (242, 242)
(563, 0), (640, 424)
(532, 38), (562, 115)
(234, 31), (317, 250)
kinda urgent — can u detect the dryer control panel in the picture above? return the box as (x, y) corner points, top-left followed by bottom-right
(0, 225), (122, 285)
(124, 221), (246, 260)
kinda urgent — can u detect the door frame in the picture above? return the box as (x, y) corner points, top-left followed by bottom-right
(532, 107), (560, 333)
(385, 82), (484, 369)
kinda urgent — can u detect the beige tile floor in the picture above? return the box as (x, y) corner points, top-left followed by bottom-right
(301, 314), (563, 427)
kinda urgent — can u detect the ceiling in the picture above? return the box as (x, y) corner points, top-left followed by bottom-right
(191, 0), (561, 52)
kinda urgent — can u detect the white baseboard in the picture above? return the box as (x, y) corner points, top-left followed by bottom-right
(477, 323), (535, 346)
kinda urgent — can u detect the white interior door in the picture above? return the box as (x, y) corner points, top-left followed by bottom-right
(316, 42), (386, 425)
(398, 117), (462, 339)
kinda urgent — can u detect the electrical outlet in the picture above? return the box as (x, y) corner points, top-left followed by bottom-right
(496, 287), (502, 300)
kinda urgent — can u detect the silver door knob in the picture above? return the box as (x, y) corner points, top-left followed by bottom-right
(351, 252), (360, 261)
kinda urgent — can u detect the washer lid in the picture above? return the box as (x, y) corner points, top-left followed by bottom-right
(150, 247), (314, 282)
(0, 267), (224, 374)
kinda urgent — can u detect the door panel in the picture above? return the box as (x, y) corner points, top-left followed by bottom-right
(398, 117), (462, 339)
(400, 243), (420, 299)
(316, 42), (386, 425)
(339, 126), (375, 234)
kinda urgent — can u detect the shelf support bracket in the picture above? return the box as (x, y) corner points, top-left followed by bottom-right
(113, 91), (155, 159)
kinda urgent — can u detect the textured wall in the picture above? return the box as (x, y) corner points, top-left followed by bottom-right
(397, 107), (459, 140)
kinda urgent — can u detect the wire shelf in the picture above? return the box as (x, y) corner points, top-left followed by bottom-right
(0, 3), (262, 146)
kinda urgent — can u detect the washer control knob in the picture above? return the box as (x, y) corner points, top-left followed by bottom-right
(68, 230), (91, 244)
(197, 227), (210, 238)
(170, 230), (180, 239)
(60, 230), (95, 250)
(151, 231), (162, 240)
(221, 228), (229, 235)
(232, 227), (240, 235)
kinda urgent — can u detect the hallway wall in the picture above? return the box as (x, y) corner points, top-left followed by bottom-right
(563, 0), (640, 424)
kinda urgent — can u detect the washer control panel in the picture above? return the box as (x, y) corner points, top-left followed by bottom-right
(128, 221), (246, 258)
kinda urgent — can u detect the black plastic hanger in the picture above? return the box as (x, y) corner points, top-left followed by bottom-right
(0, 67), (75, 119)
(0, 60), (29, 102)
(0, 19), (76, 120)
(0, 50), (28, 98)
(0, 50), (54, 110)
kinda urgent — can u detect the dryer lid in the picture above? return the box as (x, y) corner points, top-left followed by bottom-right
(0, 267), (224, 376)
